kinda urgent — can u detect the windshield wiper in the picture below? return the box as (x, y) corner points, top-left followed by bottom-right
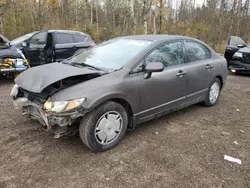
(69, 62), (102, 71)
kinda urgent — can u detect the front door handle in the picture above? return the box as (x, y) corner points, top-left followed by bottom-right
(176, 70), (186, 77)
(205, 64), (214, 69)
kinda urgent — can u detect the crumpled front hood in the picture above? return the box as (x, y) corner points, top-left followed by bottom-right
(15, 62), (101, 93)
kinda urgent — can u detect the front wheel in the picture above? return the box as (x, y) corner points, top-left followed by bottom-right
(79, 101), (128, 152)
(202, 78), (221, 107)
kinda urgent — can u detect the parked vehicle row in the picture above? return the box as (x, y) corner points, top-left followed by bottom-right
(0, 30), (95, 78)
(10, 30), (95, 66)
(11, 35), (228, 152)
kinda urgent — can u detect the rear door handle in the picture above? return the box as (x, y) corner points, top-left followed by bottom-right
(176, 70), (186, 77)
(205, 64), (214, 69)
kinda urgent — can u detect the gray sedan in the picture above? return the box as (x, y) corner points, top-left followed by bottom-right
(11, 35), (228, 152)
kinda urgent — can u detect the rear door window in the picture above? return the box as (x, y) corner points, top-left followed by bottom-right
(74, 35), (87, 42)
(185, 41), (211, 63)
(228, 36), (246, 46)
(56, 33), (74, 44)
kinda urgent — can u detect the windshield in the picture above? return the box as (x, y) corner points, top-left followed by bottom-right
(65, 38), (152, 71)
(10, 32), (38, 45)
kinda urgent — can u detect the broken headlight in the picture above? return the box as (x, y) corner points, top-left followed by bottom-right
(44, 98), (86, 113)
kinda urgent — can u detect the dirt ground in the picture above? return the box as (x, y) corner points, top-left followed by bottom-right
(0, 74), (250, 188)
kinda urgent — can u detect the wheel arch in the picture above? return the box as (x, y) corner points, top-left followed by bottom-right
(215, 75), (223, 88)
(88, 96), (135, 130)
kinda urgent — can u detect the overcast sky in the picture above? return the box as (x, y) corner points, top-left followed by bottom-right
(196, 0), (204, 7)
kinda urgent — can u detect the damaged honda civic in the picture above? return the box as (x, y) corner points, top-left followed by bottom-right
(11, 35), (228, 152)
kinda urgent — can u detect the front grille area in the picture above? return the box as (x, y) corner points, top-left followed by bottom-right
(242, 53), (250, 64)
(18, 88), (45, 107)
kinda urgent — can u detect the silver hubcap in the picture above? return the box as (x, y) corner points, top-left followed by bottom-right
(209, 82), (220, 103)
(95, 111), (123, 145)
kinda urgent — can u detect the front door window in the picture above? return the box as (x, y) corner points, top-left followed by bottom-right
(146, 41), (184, 68)
(28, 31), (47, 48)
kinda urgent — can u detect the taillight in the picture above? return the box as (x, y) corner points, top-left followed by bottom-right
(88, 43), (96, 47)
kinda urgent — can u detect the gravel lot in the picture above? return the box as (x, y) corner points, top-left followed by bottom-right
(0, 74), (250, 188)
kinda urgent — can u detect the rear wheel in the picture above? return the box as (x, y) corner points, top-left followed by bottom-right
(202, 78), (221, 107)
(79, 101), (128, 152)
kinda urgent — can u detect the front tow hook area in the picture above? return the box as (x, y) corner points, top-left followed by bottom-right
(53, 123), (79, 138)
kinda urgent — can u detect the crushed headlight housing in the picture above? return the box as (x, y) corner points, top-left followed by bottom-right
(44, 98), (86, 113)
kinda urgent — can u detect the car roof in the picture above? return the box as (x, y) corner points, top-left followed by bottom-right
(48, 30), (88, 36)
(119, 35), (196, 42)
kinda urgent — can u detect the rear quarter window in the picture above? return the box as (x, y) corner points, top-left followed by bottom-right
(74, 35), (87, 42)
(185, 41), (211, 63)
(56, 33), (74, 44)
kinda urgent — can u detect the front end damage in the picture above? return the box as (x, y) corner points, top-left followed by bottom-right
(12, 89), (87, 138)
(11, 62), (105, 138)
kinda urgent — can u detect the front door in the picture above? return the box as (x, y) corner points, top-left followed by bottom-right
(183, 40), (215, 104)
(225, 36), (246, 62)
(136, 41), (188, 121)
(23, 31), (48, 66)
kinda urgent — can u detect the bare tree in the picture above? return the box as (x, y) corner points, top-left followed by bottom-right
(228, 0), (237, 38)
(130, 0), (136, 34)
(152, 0), (157, 34)
(139, 0), (152, 34)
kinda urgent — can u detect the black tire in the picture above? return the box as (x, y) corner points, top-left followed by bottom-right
(79, 101), (128, 152)
(202, 78), (221, 107)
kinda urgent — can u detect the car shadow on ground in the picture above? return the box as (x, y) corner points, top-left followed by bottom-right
(228, 72), (250, 77)
(57, 103), (203, 153)
(127, 103), (202, 136)
(0, 78), (208, 153)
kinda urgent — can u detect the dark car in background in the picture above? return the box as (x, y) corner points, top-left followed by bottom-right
(0, 34), (29, 78)
(10, 30), (95, 66)
(11, 35), (227, 152)
(225, 36), (250, 73)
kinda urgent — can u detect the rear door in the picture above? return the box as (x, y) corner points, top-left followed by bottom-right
(183, 40), (215, 104)
(54, 33), (76, 61)
(225, 36), (246, 61)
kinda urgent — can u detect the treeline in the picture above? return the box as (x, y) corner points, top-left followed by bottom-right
(0, 0), (249, 53)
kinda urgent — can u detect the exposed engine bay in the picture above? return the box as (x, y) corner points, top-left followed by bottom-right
(12, 71), (104, 138)
(16, 74), (102, 103)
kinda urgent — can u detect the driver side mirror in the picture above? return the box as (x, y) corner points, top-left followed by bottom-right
(144, 62), (164, 79)
(21, 42), (27, 47)
(237, 44), (246, 48)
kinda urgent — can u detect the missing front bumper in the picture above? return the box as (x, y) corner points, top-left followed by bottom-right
(13, 98), (84, 138)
